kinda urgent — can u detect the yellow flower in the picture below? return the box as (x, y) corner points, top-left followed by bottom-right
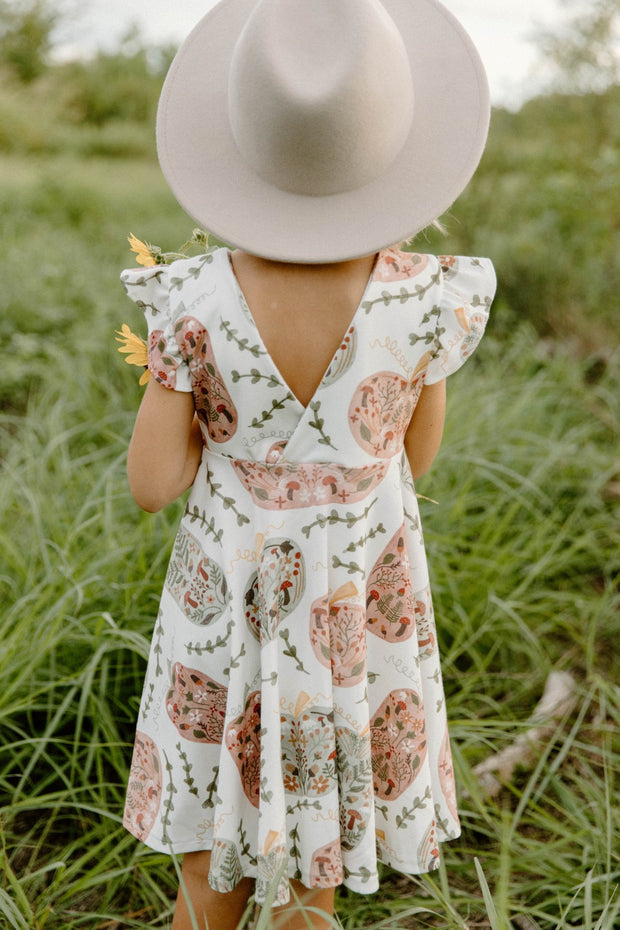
(115, 324), (150, 385)
(128, 233), (157, 268)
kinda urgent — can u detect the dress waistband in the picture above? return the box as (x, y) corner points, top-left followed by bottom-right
(201, 447), (393, 512)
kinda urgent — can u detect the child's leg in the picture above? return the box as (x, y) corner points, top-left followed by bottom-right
(270, 880), (336, 930)
(171, 851), (335, 930)
(172, 850), (254, 930)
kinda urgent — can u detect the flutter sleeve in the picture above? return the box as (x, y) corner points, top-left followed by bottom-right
(120, 265), (192, 392)
(424, 256), (497, 385)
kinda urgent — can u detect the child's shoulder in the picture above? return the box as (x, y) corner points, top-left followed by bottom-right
(372, 248), (495, 288)
(372, 247), (436, 283)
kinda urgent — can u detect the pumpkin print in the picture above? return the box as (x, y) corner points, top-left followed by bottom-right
(336, 725), (373, 850)
(437, 254), (459, 278)
(438, 725), (459, 823)
(165, 525), (229, 625)
(371, 689), (428, 800)
(147, 329), (179, 388)
(243, 538), (305, 643)
(414, 586), (437, 658)
(349, 371), (423, 458)
(309, 584), (367, 686)
(265, 439), (288, 464)
(225, 691), (262, 807)
(417, 820), (440, 871)
(208, 838), (244, 892)
(373, 249), (430, 282)
(174, 315), (238, 442)
(166, 662), (228, 743)
(280, 705), (337, 796)
(309, 839), (344, 887)
(232, 459), (388, 510)
(458, 310), (488, 365)
(366, 525), (417, 642)
(256, 839), (289, 906)
(322, 325), (357, 387)
(123, 732), (162, 841)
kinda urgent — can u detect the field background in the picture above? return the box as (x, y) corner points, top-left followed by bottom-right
(0, 6), (618, 929)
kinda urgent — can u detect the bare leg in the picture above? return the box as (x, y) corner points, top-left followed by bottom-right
(172, 850), (254, 930)
(269, 880), (336, 930)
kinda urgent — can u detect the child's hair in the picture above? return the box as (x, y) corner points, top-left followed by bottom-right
(397, 218), (447, 250)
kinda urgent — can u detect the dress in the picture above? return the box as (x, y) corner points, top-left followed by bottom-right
(120, 247), (496, 904)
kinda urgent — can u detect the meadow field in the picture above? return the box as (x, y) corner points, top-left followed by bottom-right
(0, 53), (618, 930)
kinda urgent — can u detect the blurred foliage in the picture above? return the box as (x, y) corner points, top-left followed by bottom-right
(57, 27), (174, 126)
(536, 0), (620, 94)
(0, 43), (163, 157)
(0, 0), (58, 83)
(417, 88), (620, 352)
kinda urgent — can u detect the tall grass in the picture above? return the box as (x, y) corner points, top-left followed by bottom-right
(0, 152), (618, 928)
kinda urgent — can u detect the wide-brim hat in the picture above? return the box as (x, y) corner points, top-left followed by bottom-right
(157, 0), (490, 264)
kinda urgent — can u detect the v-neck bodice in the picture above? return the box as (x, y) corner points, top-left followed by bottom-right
(225, 249), (379, 411)
(121, 246), (494, 468)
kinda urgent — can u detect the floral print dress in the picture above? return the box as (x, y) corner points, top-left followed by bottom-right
(120, 247), (496, 905)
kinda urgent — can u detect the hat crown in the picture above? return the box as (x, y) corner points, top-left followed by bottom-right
(228, 0), (414, 196)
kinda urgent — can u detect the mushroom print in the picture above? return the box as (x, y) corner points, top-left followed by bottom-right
(174, 316), (238, 442)
(414, 586), (437, 658)
(280, 705), (337, 797)
(165, 525), (229, 625)
(147, 329), (180, 388)
(309, 839), (345, 887)
(166, 662), (228, 743)
(335, 725), (373, 850)
(243, 538), (305, 643)
(123, 732), (162, 841)
(373, 249), (430, 282)
(366, 525), (417, 642)
(370, 689), (428, 800)
(309, 583), (367, 686)
(349, 371), (423, 458)
(231, 459), (389, 510)
(225, 691), (262, 807)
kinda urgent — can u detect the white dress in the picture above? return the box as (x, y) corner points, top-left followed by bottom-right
(120, 247), (496, 905)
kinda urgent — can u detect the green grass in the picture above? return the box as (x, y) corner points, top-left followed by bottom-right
(0, 147), (618, 928)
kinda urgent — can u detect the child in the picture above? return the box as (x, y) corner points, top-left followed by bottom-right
(120, 0), (497, 927)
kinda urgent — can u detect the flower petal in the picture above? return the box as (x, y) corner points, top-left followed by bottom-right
(128, 232), (157, 267)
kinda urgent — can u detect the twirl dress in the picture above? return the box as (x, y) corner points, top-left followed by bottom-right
(120, 247), (496, 904)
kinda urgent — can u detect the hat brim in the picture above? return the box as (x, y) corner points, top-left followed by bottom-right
(157, 0), (490, 264)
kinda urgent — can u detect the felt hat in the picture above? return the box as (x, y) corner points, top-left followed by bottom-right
(157, 0), (490, 263)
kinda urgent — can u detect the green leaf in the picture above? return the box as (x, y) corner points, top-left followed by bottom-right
(360, 422), (372, 443)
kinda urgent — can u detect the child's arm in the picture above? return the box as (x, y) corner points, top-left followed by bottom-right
(127, 379), (203, 512)
(404, 380), (446, 480)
